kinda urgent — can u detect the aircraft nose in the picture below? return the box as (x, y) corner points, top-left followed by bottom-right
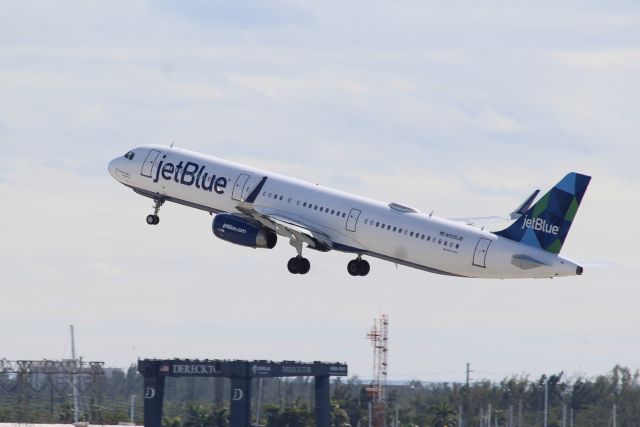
(108, 157), (121, 180)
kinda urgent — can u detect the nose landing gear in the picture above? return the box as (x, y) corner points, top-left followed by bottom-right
(348, 256), (370, 276)
(146, 198), (164, 225)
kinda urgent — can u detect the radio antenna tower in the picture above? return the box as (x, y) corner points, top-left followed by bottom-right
(366, 314), (389, 427)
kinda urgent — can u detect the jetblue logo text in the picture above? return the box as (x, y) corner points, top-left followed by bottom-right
(520, 217), (559, 235)
(153, 155), (228, 194)
(222, 223), (247, 234)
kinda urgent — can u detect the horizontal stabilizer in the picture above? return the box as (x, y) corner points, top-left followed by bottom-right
(510, 189), (540, 220)
(511, 254), (548, 270)
(450, 189), (540, 225)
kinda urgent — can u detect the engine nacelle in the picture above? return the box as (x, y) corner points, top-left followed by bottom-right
(212, 213), (277, 249)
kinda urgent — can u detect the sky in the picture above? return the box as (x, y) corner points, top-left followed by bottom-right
(1, 1), (639, 385)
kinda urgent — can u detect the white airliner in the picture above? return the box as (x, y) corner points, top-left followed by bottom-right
(108, 145), (590, 278)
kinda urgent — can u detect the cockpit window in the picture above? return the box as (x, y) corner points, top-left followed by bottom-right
(124, 151), (135, 160)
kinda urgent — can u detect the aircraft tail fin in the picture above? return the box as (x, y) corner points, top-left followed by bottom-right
(495, 172), (591, 254)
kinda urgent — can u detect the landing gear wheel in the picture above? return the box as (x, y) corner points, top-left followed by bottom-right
(146, 198), (164, 225)
(359, 260), (370, 276)
(348, 258), (370, 276)
(299, 257), (311, 274)
(288, 257), (310, 275)
(347, 259), (361, 276)
(288, 257), (300, 274)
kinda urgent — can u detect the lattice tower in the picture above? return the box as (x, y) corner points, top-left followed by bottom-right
(366, 314), (389, 402)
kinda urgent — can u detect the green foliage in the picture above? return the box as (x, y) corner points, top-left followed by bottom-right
(429, 401), (457, 427)
(58, 400), (74, 423)
(2, 365), (640, 426)
(163, 416), (183, 427)
(264, 403), (313, 427)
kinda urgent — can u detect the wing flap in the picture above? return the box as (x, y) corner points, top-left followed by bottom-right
(236, 194), (332, 251)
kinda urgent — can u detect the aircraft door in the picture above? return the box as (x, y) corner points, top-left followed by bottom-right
(141, 149), (161, 178)
(232, 173), (252, 201)
(346, 208), (361, 232)
(472, 238), (492, 268)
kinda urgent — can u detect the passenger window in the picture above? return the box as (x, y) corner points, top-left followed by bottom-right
(331, 209), (335, 215)
(303, 202), (307, 207)
(314, 205), (318, 210)
(393, 226), (397, 232)
(263, 191), (267, 196)
(387, 225), (391, 230)
(342, 213), (346, 217)
(456, 244), (460, 249)
(404, 230), (408, 235)
(376, 222), (380, 227)
(364, 219), (369, 224)
(421, 234), (425, 239)
(438, 239), (442, 244)
(381, 223), (385, 228)
(427, 236), (431, 241)
(410, 231), (414, 237)
(280, 196), (283, 201)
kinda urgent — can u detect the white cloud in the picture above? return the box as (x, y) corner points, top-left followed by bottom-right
(0, 0), (638, 381)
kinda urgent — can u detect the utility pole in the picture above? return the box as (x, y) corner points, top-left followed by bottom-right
(70, 324), (79, 423)
(612, 402), (617, 427)
(255, 377), (263, 426)
(518, 399), (522, 427)
(458, 403), (463, 427)
(130, 394), (136, 425)
(466, 363), (472, 388)
(569, 407), (574, 427)
(543, 378), (549, 427)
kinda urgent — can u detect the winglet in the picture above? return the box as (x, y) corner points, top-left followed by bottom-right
(510, 189), (540, 220)
(244, 176), (268, 203)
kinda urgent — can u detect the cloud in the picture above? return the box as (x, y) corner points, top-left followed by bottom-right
(0, 1), (638, 379)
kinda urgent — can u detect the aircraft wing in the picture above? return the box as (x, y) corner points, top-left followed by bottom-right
(235, 176), (333, 251)
(449, 189), (540, 226)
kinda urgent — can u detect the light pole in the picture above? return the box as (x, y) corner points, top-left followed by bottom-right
(130, 394), (136, 425)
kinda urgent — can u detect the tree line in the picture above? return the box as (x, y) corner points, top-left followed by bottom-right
(1, 364), (638, 426)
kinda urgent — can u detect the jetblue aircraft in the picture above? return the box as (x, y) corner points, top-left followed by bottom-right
(108, 145), (590, 278)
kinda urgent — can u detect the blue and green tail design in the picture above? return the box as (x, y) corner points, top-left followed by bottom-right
(495, 172), (591, 254)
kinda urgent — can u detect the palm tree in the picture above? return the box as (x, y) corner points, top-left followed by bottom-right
(430, 401), (457, 427)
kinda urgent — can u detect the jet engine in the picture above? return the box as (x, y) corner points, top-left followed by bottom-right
(212, 213), (277, 249)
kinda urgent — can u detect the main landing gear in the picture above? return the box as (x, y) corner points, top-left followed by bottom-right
(348, 256), (370, 276)
(287, 234), (311, 275)
(287, 256), (311, 274)
(146, 198), (164, 225)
